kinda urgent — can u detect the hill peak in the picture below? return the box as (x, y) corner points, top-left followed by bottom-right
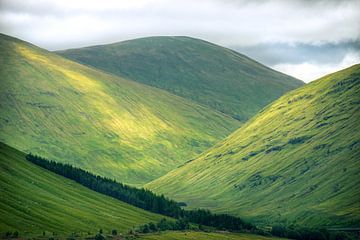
(58, 36), (303, 121)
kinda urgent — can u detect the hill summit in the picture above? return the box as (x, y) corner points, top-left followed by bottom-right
(57, 36), (303, 121)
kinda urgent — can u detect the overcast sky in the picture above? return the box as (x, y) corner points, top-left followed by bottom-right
(0, 0), (359, 82)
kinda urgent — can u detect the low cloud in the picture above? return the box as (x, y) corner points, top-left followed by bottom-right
(273, 52), (360, 82)
(233, 40), (360, 81)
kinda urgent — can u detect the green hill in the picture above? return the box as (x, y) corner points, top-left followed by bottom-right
(0, 33), (239, 185)
(0, 142), (163, 235)
(57, 36), (303, 121)
(147, 65), (360, 227)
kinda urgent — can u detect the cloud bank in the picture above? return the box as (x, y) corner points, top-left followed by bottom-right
(0, 0), (359, 82)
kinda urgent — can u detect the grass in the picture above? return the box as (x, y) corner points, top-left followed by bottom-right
(147, 64), (360, 227)
(0, 33), (239, 185)
(57, 36), (303, 121)
(0, 142), (165, 236)
(136, 231), (285, 240)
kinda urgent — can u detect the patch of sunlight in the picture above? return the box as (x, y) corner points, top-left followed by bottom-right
(16, 45), (51, 64)
(59, 68), (101, 92)
(16, 43), (173, 141)
(60, 70), (174, 141)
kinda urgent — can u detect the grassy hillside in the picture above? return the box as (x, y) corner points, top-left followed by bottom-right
(147, 65), (360, 227)
(0, 142), (163, 235)
(0, 33), (239, 185)
(137, 231), (284, 240)
(57, 36), (303, 121)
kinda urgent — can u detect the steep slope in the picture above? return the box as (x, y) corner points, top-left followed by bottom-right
(0, 34), (239, 185)
(57, 36), (303, 121)
(147, 65), (360, 227)
(0, 142), (163, 235)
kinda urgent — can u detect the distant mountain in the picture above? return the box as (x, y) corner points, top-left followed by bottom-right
(147, 65), (360, 227)
(0, 34), (239, 185)
(0, 142), (162, 234)
(57, 36), (303, 121)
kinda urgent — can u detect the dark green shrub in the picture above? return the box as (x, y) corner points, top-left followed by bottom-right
(12, 231), (19, 238)
(148, 222), (158, 232)
(95, 233), (105, 240)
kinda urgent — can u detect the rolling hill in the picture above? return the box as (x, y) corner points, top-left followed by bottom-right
(146, 65), (360, 227)
(0, 33), (239, 185)
(57, 36), (303, 121)
(0, 142), (163, 235)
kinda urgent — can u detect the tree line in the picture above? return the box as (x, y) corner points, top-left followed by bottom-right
(26, 154), (253, 231)
(270, 225), (357, 240)
(26, 154), (355, 240)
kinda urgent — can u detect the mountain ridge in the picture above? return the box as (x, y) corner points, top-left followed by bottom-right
(57, 36), (304, 121)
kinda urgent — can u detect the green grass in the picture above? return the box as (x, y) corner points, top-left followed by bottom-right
(57, 36), (303, 121)
(0, 142), (165, 235)
(147, 65), (360, 227)
(0, 33), (239, 185)
(136, 231), (284, 240)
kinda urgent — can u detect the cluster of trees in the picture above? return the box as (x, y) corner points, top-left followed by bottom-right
(93, 229), (113, 240)
(26, 154), (253, 231)
(272, 226), (326, 240)
(185, 208), (253, 230)
(4, 231), (18, 238)
(271, 226), (357, 240)
(136, 218), (191, 234)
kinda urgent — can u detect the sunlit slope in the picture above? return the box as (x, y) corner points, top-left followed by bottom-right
(57, 36), (303, 121)
(0, 34), (239, 185)
(0, 142), (163, 235)
(147, 65), (360, 227)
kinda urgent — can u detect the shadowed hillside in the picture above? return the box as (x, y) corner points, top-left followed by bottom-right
(57, 36), (303, 121)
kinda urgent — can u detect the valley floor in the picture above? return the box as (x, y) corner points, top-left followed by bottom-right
(136, 231), (285, 240)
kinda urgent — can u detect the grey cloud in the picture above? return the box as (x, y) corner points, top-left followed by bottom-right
(1, 0), (359, 49)
(0, 0), (359, 81)
(215, 0), (359, 6)
(231, 40), (360, 66)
